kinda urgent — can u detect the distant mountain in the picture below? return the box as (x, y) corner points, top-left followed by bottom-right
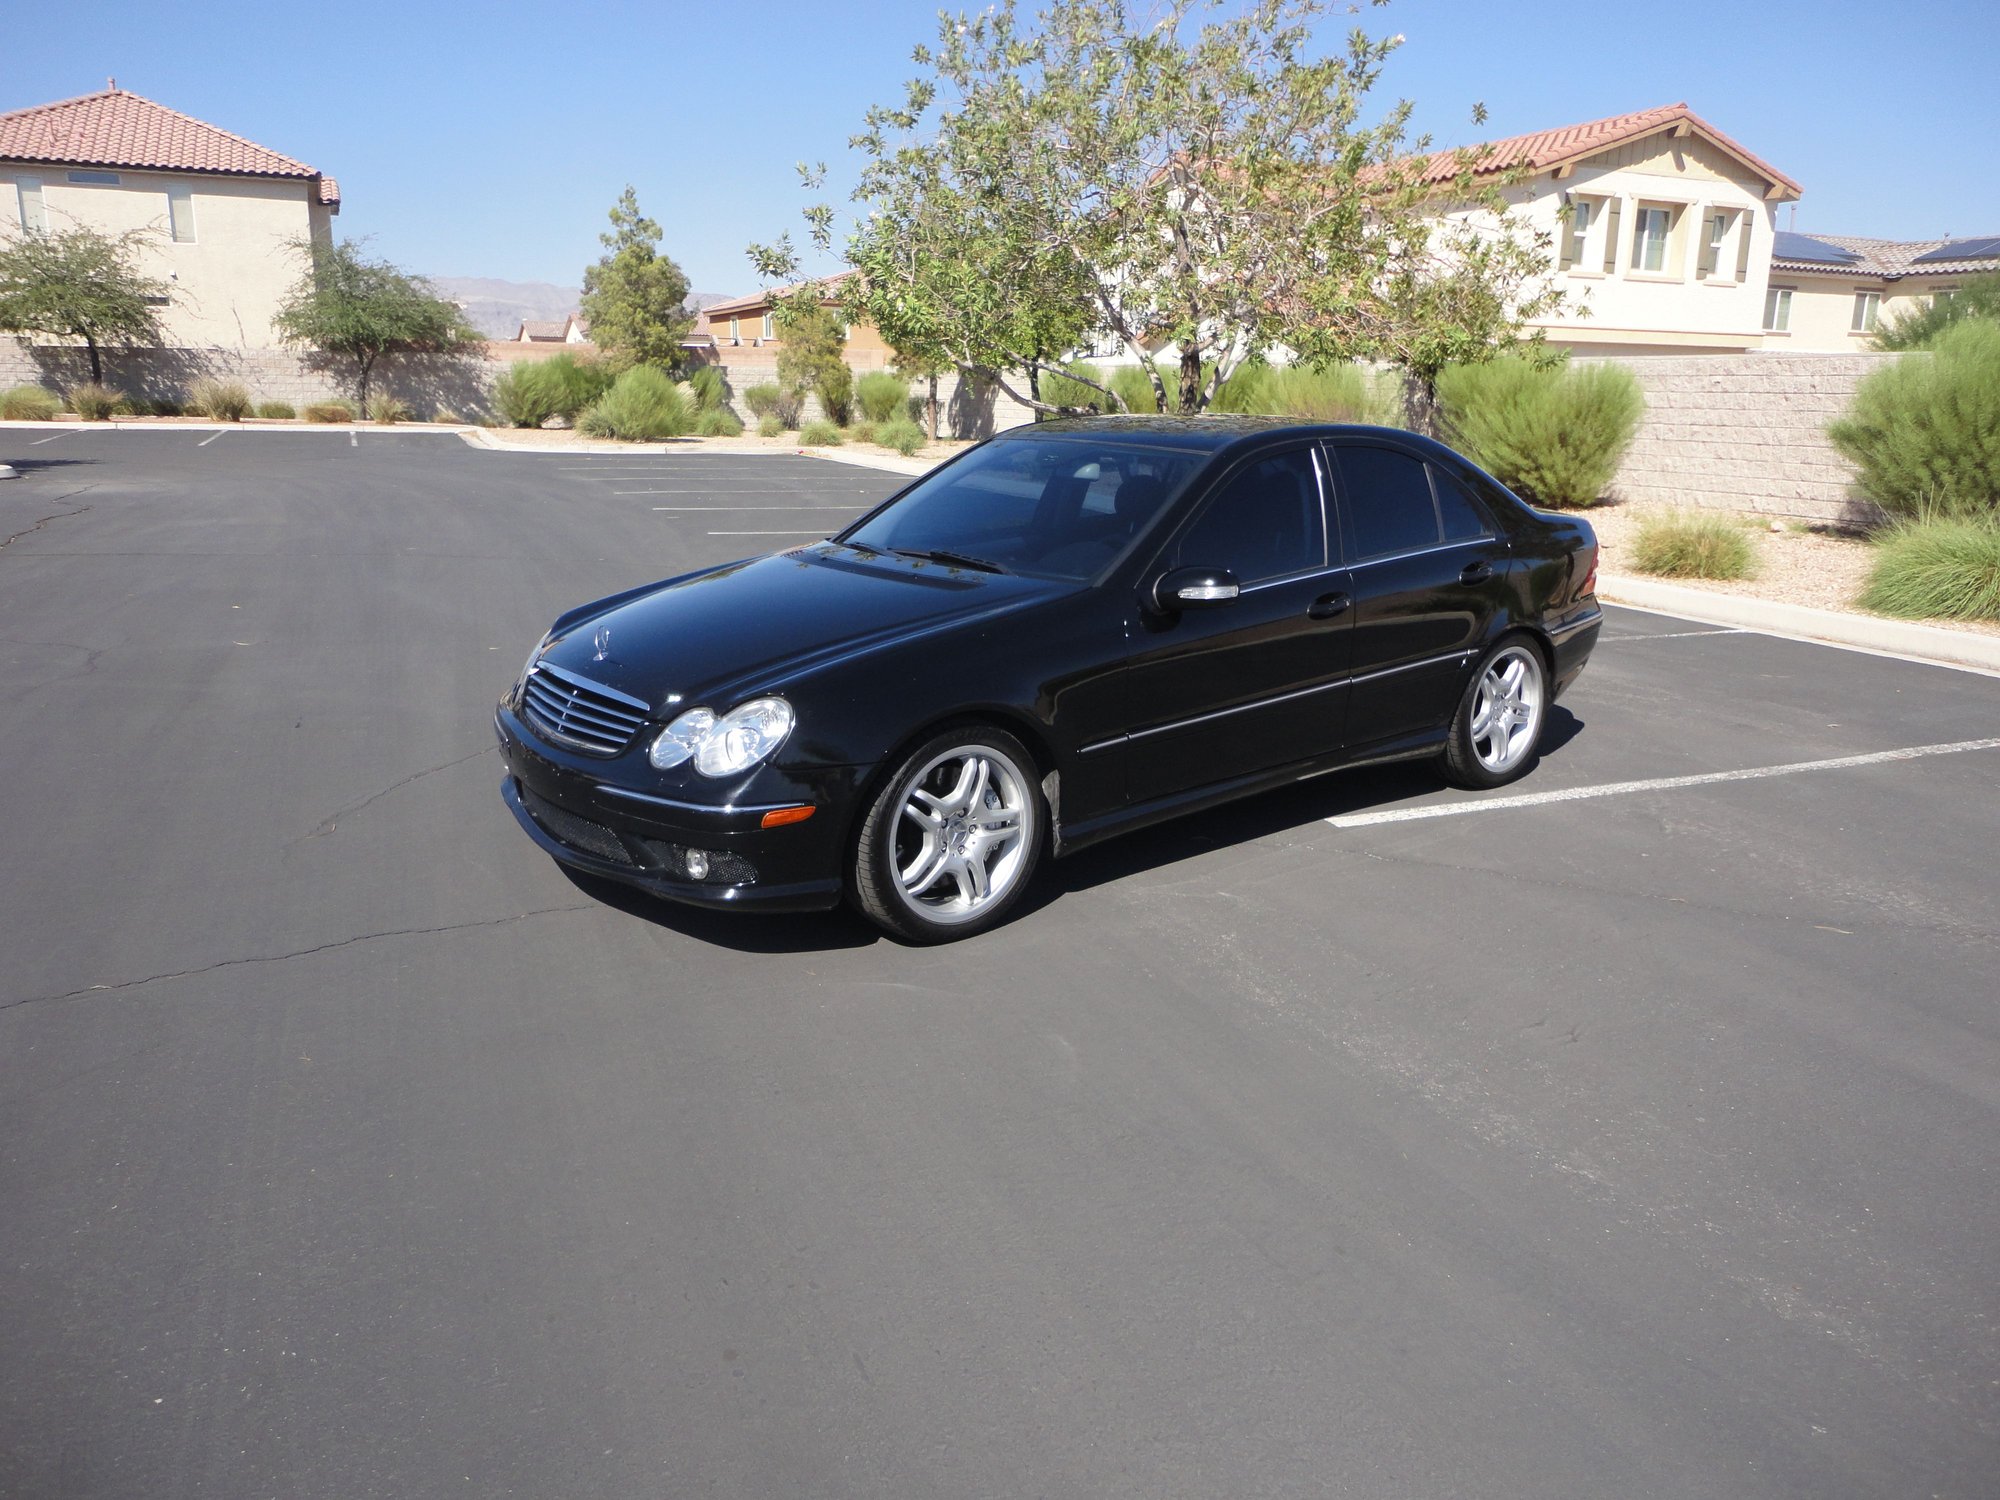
(427, 277), (740, 340)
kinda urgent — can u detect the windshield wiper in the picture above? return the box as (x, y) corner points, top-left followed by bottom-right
(891, 547), (1010, 575)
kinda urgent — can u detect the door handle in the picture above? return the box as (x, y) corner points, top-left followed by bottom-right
(1308, 591), (1351, 619)
(1458, 561), (1494, 586)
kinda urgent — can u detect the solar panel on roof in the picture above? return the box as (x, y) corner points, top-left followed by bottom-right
(1909, 237), (2000, 265)
(1772, 231), (1864, 265)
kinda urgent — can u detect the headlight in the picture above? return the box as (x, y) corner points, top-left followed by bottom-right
(516, 632), (553, 696)
(649, 698), (794, 776)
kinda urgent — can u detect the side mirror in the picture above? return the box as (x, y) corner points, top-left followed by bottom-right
(1152, 566), (1241, 614)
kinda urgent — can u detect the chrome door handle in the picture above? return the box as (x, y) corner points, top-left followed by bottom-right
(1308, 591), (1351, 619)
(1459, 561), (1494, 585)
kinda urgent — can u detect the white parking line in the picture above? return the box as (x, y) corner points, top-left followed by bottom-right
(707, 529), (831, 536)
(653, 504), (859, 512)
(349, 430), (358, 447)
(28, 430), (73, 445)
(196, 427), (228, 447)
(1608, 628), (1749, 641)
(617, 489), (824, 496)
(1326, 738), (2000, 829)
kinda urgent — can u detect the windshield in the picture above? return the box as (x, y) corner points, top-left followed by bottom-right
(839, 438), (1202, 581)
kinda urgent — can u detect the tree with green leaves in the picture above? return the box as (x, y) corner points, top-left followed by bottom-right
(772, 291), (853, 424)
(579, 188), (693, 370)
(273, 239), (481, 410)
(0, 223), (170, 384)
(1871, 271), (2000, 352)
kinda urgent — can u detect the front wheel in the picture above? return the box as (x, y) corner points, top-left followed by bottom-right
(853, 728), (1044, 943)
(1439, 638), (1548, 789)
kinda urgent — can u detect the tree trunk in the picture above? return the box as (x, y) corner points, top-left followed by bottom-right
(85, 336), (103, 385)
(1403, 371), (1440, 438)
(1178, 348), (1204, 415)
(356, 354), (374, 414)
(926, 373), (939, 441)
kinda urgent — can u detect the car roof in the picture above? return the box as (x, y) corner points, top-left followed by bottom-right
(1000, 414), (1438, 457)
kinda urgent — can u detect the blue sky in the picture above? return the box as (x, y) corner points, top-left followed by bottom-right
(8, 0), (1997, 295)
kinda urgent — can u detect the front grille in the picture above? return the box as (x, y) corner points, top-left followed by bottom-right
(521, 663), (651, 756)
(519, 783), (633, 864)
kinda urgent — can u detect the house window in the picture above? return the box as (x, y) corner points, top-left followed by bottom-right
(761, 313), (774, 341)
(1851, 291), (1881, 333)
(16, 176), (46, 234)
(729, 317), (740, 345)
(66, 170), (120, 185)
(1763, 286), (1793, 332)
(1698, 210), (1734, 279)
(1564, 199), (1593, 267)
(167, 185), (195, 243)
(1632, 206), (1672, 273)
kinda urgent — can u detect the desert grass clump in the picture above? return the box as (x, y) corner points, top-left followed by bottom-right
(757, 415), (784, 438)
(878, 418), (925, 457)
(849, 419), (878, 446)
(68, 383), (126, 420)
(798, 418), (843, 446)
(1, 384), (60, 420)
(1828, 319), (2000, 518)
(1213, 362), (1401, 425)
(1858, 516), (2000, 619)
(256, 401), (296, 420)
(688, 365), (728, 412)
(695, 407), (744, 438)
(303, 401), (354, 423)
(369, 393), (410, 424)
(1037, 362), (1109, 416)
(743, 383), (782, 420)
(856, 371), (910, 424)
(1436, 358), (1644, 509)
(1631, 510), (1757, 580)
(490, 365), (556, 428)
(576, 366), (692, 441)
(185, 377), (252, 420)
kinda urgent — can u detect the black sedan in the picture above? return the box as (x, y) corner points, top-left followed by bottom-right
(496, 417), (1601, 942)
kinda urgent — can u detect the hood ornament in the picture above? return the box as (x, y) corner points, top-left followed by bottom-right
(592, 625), (613, 663)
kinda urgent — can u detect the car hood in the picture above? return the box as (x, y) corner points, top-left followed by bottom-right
(535, 543), (1069, 713)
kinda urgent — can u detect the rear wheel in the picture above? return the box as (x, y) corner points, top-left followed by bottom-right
(853, 728), (1044, 943)
(1439, 637), (1548, 789)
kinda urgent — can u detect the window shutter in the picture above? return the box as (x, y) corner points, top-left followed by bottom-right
(1696, 211), (1711, 279)
(1558, 193), (1575, 270)
(1735, 216), (1753, 281)
(1601, 198), (1622, 273)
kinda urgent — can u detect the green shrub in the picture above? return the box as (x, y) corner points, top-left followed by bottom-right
(757, 415), (784, 438)
(814, 363), (854, 426)
(185, 377), (252, 420)
(1828, 319), (2000, 518)
(369, 393), (409, 424)
(1108, 363), (1160, 414)
(878, 418), (925, 456)
(1038, 362), (1109, 416)
(256, 401), (296, 420)
(695, 407), (744, 438)
(1, 384), (60, 420)
(1872, 271), (2000, 351)
(773, 388), (804, 428)
(1858, 516), (2000, 619)
(1213, 362), (1401, 424)
(303, 401), (354, 423)
(69, 383), (126, 420)
(743, 382), (781, 419)
(798, 418), (843, 446)
(1435, 358), (1643, 509)
(1631, 511), (1756, 579)
(855, 370), (910, 424)
(490, 365), (557, 428)
(688, 365), (727, 412)
(576, 366), (692, 441)
(140, 397), (184, 417)
(849, 420), (878, 446)
(539, 352), (614, 417)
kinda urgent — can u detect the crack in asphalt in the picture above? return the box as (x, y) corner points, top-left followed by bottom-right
(0, 904), (596, 1013)
(298, 744), (497, 839)
(0, 494), (94, 551)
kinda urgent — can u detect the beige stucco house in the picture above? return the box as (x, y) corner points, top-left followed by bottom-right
(0, 86), (339, 350)
(1763, 233), (1999, 351)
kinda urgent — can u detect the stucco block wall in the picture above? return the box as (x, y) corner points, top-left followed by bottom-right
(1581, 353), (1897, 523)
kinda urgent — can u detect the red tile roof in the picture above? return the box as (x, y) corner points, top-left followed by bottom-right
(701, 269), (860, 318)
(0, 87), (339, 207)
(1400, 102), (1801, 200)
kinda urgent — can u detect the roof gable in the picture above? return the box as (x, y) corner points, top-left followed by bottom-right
(0, 88), (338, 205)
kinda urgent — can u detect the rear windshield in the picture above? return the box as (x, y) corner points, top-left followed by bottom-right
(839, 439), (1202, 581)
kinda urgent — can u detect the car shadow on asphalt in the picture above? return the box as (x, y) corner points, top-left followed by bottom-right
(561, 706), (1584, 952)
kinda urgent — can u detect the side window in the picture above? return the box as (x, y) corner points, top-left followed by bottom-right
(1174, 448), (1325, 584)
(1334, 445), (1441, 560)
(1429, 466), (1494, 543)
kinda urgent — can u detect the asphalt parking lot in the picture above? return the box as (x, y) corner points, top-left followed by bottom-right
(3, 427), (1996, 1499)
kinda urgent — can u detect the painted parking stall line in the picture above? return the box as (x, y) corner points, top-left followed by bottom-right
(196, 428), (229, 447)
(1326, 738), (2000, 829)
(1606, 628), (1750, 642)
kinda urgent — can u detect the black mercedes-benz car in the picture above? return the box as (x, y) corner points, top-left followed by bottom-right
(497, 417), (1601, 942)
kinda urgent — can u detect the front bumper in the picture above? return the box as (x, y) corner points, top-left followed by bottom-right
(494, 707), (855, 912)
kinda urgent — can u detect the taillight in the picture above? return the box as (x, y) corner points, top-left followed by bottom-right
(1580, 552), (1599, 598)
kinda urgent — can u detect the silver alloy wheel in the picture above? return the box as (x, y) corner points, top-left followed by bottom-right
(1469, 643), (1546, 774)
(890, 742), (1034, 927)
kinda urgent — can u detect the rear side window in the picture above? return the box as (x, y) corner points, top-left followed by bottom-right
(1173, 448), (1326, 583)
(1430, 466), (1495, 542)
(1333, 445), (1438, 560)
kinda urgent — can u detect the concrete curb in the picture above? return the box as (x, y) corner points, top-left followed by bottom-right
(1599, 573), (2000, 675)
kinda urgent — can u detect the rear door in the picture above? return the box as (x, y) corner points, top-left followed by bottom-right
(1116, 443), (1353, 805)
(1326, 441), (1511, 750)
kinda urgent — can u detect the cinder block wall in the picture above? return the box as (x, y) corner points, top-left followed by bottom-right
(1581, 353), (1900, 525)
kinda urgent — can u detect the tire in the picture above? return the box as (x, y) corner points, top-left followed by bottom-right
(1438, 636), (1549, 790)
(853, 726), (1044, 943)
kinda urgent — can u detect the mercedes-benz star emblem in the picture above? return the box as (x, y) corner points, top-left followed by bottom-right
(592, 625), (612, 663)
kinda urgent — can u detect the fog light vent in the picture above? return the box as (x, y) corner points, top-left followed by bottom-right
(633, 837), (757, 885)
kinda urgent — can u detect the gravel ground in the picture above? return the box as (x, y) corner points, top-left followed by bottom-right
(1588, 500), (2000, 639)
